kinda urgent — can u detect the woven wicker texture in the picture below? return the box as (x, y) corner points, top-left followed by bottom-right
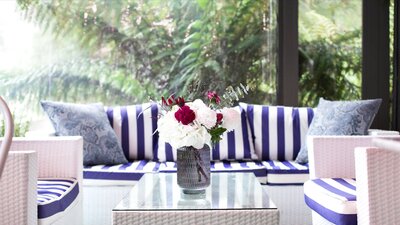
(0, 137), (84, 225)
(355, 140), (400, 225)
(3, 136), (83, 183)
(0, 151), (37, 225)
(113, 209), (279, 225)
(307, 135), (396, 179)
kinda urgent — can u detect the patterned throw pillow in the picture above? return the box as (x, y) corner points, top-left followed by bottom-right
(105, 103), (159, 161)
(295, 98), (382, 164)
(240, 102), (314, 161)
(156, 106), (258, 162)
(41, 101), (128, 166)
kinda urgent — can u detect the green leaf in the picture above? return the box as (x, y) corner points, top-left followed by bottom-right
(196, 0), (208, 10)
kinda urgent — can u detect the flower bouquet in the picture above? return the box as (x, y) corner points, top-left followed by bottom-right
(157, 91), (240, 194)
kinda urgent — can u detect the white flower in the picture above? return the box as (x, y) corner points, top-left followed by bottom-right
(221, 107), (241, 132)
(196, 106), (217, 129)
(190, 99), (207, 110)
(179, 125), (211, 149)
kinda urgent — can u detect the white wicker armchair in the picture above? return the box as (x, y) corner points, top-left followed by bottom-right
(0, 136), (84, 225)
(0, 96), (13, 177)
(304, 135), (400, 225)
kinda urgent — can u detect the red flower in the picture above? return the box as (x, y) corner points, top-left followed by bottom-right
(207, 91), (221, 104)
(216, 113), (223, 125)
(175, 97), (185, 107)
(175, 105), (196, 125)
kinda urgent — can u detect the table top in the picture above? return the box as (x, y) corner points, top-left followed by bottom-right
(113, 172), (277, 211)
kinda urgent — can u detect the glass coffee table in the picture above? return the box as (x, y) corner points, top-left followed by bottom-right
(112, 172), (279, 225)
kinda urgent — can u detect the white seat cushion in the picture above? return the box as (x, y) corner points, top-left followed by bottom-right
(263, 160), (309, 185)
(83, 160), (160, 185)
(304, 178), (357, 225)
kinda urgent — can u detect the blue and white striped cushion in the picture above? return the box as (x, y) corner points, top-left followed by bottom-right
(105, 103), (159, 161)
(304, 178), (357, 225)
(37, 178), (79, 219)
(239, 103), (314, 161)
(158, 161), (267, 184)
(83, 160), (160, 181)
(157, 106), (257, 162)
(263, 160), (309, 185)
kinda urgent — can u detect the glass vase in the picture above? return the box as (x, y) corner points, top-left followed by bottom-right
(177, 145), (210, 194)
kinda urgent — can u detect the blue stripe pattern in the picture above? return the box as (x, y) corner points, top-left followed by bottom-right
(305, 178), (357, 225)
(136, 105), (145, 159)
(105, 103), (158, 161)
(277, 107), (285, 161)
(261, 106), (270, 160)
(305, 195), (357, 225)
(83, 160), (161, 181)
(151, 104), (159, 160)
(292, 108), (301, 158)
(37, 179), (79, 219)
(313, 179), (356, 201)
(240, 103), (314, 161)
(120, 107), (130, 158)
(263, 160), (309, 174)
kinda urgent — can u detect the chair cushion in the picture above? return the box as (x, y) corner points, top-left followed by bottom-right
(37, 178), (79, 219)
(105, 103), (159, 161)
(157, 106), (257, 162)
(263, 160), (309, 185)
(295, 98), (382, 164)
(304, 178), (357, 225)
(41, 101), (128, 166)
(83, 160), (160, 181)
(240, 103), (314, 161)
(159, 161), (267, 184)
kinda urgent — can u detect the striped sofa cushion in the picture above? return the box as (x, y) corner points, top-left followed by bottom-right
(158, 161), (267, 184)
(105, 103), (159, 161)
(157, 106), (257, 162)
(239, 103), (314, 161)
(83, 160), (160, 181)
(37, 178), (79, 219)
(263, 160), (309, 185)
(304, 178), (357, 225)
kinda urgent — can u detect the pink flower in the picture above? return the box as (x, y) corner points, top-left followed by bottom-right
(174, 105), (196, 125)
(221, 107), (240, 131)
(207, 91), (221, 104)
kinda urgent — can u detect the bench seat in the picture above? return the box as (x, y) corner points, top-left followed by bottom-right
(38, 178), (80, 221)
(304, 178), (357, 225)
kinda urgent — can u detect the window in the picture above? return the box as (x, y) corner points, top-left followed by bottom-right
(0, 0), (279, 112)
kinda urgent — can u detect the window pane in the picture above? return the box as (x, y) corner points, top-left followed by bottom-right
(298, 0), (362, 106)
(0, 0), (278, 113)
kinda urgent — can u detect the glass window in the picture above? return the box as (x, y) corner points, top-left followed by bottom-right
(0, 0), (279, 113)
(298, 0), (362, 106)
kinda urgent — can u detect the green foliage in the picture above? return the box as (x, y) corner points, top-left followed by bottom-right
(299, 31), (361, 107)
(1, 0), (278, 109)
(209, 126), (227, 144)
(298, 0), (362, 107)
(0, 114), (30, 137)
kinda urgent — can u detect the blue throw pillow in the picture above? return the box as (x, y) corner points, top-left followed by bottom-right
(41, 101), (128, 166)
(295, 98), (382, 164)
